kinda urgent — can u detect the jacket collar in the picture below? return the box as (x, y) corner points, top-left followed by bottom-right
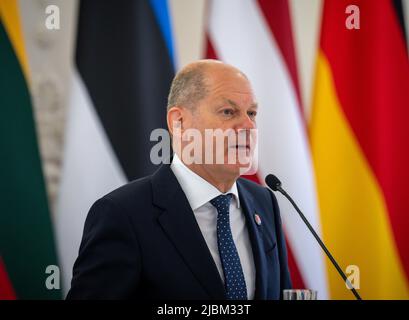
(151, 163), (226, 299)
(237, 178), (271, 300)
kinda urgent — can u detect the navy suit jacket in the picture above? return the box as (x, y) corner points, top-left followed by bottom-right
(67, 164), (292, 299)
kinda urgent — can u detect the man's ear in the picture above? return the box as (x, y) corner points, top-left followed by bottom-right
(167, 106), (183, 136)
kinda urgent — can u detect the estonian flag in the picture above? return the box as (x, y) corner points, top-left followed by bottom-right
(55, 0), (175, 295)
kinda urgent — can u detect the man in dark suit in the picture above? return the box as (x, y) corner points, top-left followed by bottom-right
(67, 60), (292, 299)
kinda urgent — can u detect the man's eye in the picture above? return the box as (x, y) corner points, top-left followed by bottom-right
(222, 109), (234, 116)
(248, 111), (257, 119)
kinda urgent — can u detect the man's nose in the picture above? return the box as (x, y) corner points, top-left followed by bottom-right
(238, 113), (256, 130)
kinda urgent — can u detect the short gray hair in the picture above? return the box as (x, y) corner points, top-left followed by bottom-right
(167, 65), (209, 111)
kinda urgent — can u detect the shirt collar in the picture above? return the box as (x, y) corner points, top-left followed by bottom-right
(170, 154), (240, 211)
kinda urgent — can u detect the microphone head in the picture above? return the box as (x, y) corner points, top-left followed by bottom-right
(265, 174), (282, 191)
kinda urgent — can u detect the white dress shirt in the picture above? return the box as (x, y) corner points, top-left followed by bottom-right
(170, 154), (256, 299)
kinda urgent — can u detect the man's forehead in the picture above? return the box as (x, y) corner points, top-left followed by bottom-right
(203, 67), (257, 106)
(209, 71), (249, 86)
(209, 77), (255, 96)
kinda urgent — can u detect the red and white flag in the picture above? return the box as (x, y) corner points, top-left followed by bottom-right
(206, 0), (328, 298)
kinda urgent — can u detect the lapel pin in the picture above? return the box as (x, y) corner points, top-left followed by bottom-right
(254, 213), (262, 226)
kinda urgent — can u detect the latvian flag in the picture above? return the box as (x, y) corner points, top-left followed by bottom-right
(206, 0), (328, 299)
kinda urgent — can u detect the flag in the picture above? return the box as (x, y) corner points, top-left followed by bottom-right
(0, 0), (60, 299)
(311, 0), (409, 299)
(206, 0), (329, 298)
(55, 0), (175, 295)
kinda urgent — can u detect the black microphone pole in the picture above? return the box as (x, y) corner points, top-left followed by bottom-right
(265, 174), (362, 300)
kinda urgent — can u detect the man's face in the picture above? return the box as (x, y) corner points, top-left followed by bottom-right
(180, 69), (258, 178)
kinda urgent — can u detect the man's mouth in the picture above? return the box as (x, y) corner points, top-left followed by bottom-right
(230, 144), (251, 151)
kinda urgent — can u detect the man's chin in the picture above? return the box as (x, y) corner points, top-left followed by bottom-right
(220, 161), (254, 177)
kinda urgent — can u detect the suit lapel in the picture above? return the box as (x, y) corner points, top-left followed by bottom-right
(151, 164), (225, 299)
(237, 180), (271, 300)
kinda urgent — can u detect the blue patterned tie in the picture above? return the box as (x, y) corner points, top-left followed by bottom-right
(210, 194), (248, 300)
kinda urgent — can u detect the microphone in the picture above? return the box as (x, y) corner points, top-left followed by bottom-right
(265, 174), (362, 300)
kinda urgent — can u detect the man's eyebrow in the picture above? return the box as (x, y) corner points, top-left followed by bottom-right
(225, 99), (258, 109)
(226, 99), (239, 108)
(249, 102), (258, 109)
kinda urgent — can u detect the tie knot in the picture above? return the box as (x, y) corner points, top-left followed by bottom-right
(210, 194), (233, 214)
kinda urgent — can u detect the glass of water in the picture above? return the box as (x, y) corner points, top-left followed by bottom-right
(283, 289), (317, 300)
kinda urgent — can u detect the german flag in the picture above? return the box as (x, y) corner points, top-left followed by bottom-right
(311, 0), (409, 299)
